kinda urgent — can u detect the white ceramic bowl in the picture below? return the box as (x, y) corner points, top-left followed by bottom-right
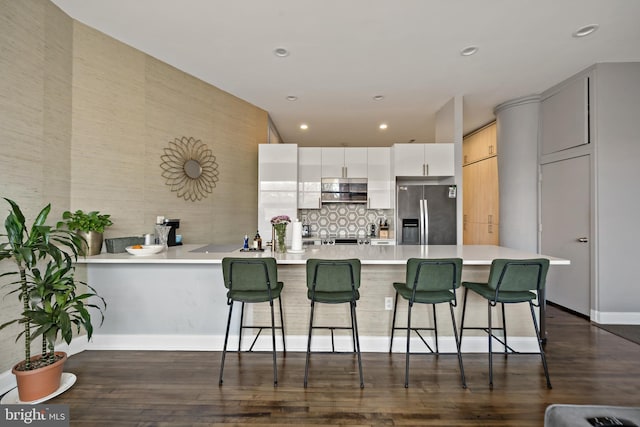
(125, 245), (164, 256)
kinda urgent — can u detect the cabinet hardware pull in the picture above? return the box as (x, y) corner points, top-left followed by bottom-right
(488, 224), (493, 234)
(488, 214), (493, 224)
(577, 237), (589, 243)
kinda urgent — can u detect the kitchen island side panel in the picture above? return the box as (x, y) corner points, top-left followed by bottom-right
(83, 256), (548, 353)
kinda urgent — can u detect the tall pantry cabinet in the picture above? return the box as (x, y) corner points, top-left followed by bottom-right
(463, 122), (499, 244)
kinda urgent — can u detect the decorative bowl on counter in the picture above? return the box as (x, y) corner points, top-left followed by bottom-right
(125, 245), (164, 256)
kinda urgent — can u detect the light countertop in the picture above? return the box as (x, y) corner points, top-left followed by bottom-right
(77, 244), (570, 266)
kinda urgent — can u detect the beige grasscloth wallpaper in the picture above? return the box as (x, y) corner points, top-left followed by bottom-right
(0, 0), (267, 373)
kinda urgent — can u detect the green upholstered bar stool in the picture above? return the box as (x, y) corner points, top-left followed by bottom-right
(459, 258), (551, 388)
(219, 257), (285, 387)
(304, 258), (364, 388)
(389, 258), (466, 388)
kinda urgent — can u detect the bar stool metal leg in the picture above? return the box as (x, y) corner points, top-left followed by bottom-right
(269, 299), (278, 386)
(351, 300), (364, 389)
(432, 303), (439, 355)
(405, 300), (413, 388)
(488, 301), (494, 388)
(278, 296), (286, 356)
(389, 291), (399, 353)
(350, 305), (357, 353)
(459, 287), (469, 343)
(449, 302), (467, 388)
(219, 300), (234, 386)
(304, 299), (316, 388)
(502, 302), (508, 357)
(238, 301), (245, 351)
(530, 301), (552, 389)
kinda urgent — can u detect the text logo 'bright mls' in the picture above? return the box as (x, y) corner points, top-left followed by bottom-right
(2, 405), (69, 426)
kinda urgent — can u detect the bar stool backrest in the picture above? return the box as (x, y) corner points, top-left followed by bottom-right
(306, 259), (361, 293)
(405, 258), (463, 292)
(487, 258), (550, 293)
(222, 257), (279, 292)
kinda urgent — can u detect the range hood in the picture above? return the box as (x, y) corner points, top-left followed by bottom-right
(321, 178), (368, 204)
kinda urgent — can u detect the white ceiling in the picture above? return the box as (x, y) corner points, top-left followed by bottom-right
(51, 0), (640, 147)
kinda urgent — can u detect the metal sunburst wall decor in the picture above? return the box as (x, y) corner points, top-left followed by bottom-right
(160, 136), (219, 202)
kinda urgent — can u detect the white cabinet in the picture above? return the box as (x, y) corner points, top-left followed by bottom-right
(258, 144), (298, 241)
(367, 147), (393, 209)
(298, 147), (321, 209)
(392, 143), (454, 177)
(321, 147), (367, 178)
(344, 148), (368, 177)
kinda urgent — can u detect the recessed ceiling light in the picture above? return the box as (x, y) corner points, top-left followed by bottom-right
(300, 123), (308, 130)
(460, 46), (479, 56)
(373, 95), (384, 101)
(379, 123), (388, 130)
(274, 47), (289, 57)
(286, 95), (298, 101)
(573, 24), (599, 38)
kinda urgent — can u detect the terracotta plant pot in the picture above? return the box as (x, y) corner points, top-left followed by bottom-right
(12, 352), (67, 402)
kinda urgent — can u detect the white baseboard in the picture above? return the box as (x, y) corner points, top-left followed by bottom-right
(86, 333), (540, 353)
(591, 310), (640, 325)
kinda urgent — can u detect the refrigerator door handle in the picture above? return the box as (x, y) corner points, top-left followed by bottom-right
(419, 199), (425, 244)
(423, 199), (429, 245)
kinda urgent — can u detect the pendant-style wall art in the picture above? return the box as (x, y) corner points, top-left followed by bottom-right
(160, 136), (219, 201)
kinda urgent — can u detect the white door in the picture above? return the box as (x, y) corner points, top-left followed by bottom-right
(541, 155), (591, 316)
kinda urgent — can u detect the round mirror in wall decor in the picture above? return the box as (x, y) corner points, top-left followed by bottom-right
(160, 136), (219, 201)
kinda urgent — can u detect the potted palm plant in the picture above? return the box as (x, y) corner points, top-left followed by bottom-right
(57, 209), (113, 256)
(0, 198), (106, 402)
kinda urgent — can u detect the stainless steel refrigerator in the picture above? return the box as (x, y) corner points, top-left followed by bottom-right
(396, 184), (457, 245)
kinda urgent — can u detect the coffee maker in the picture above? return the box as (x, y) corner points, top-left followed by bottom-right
(163, 218), (181, 246)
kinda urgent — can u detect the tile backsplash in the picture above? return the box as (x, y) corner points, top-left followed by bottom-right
(298, 205), (394, 237)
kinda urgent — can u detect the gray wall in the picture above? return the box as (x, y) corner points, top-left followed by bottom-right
(0, 0), (267, 373)
(593, 63), (640, 316)
(494, 96), (541, 252)
(496, 63), (640, 323)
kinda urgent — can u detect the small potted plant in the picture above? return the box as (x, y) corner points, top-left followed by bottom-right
(57, 209), (113, 256)
(0, 198), (106, 401)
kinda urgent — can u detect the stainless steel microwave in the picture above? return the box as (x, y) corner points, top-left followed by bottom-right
(320, 178), (368, 203)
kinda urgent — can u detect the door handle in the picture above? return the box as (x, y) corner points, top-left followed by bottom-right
(577, 237), (589, 243)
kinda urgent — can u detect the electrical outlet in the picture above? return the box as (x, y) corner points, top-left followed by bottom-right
(384, 297), (393, 311)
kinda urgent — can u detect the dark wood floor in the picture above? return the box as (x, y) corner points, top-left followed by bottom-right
(49, 305), (640, 426)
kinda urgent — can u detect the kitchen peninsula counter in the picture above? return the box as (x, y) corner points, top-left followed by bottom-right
(78, 243), (569, 266)
(77, 244), (568, 354)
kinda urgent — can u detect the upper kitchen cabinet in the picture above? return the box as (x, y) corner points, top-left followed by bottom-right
(321, 147), (368, 178)
(298, 147), (322, 209)
(392, 143), (454, 177)
(463, 122), (497, 165)
(258, 144), (298, 239)
(541, 76), (590, 155)
(367, 147), (393, 209)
